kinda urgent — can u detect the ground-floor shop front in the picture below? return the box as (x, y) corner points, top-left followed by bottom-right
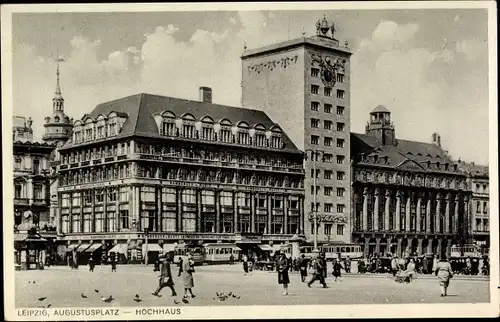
(57, 232), (304, 265)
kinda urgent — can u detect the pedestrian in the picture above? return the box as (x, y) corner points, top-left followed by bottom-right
(319, 253), (328, 284)
(435, 255), (453, 297)
(111, 258), (117, 272)
(331, 259), (343, 282)
(229, 254), (234, 265)
(307, 256), (327, 288)
(89, 256), (95, 272)
(242, 254), (249, 275)
(248, 259), (254, 275)
(177, 256), (183, 277)
(344, 256), (351, 273)
(432, 254), (438, 274)
(298, 254), (308, 282)
(152, 253), (177, 297)
(422, 256), (429, 274)
(181, 254), (196, 299)
(391, 255), (399, 277)
(406, 258), (416, 281)
(277, 252), (290, 295)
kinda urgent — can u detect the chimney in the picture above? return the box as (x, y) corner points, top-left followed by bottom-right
(199, 86), (212, 103)
(432, 132), (441, 147)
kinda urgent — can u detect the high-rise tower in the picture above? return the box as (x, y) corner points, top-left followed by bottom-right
(42, 56), (73, 146)
(241, 16), (353, 243)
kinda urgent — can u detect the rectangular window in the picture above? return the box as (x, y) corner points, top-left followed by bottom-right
(311, 135), (319, 145)
(337, 224), (345, 235)
(120, 210), (129, 229)
(72, 192), (80, 206)
(324, 87), (331, 96)
(95, 189), (104, 204)
(119, 187), (129, 202)
(220, 191), (233, 206)
(337, 106), (345, 115)
(324, 203), (333, 213)
(202, 190), (215, 205)
(337, 89), (345, 99)
(237, 192), (251, 207)
(324, 186), (333, 196)
(310, 169), (319, 178)
(220, 129), (233, 143)
(311, 85), (319, 94)
(257, 195), (267, 208)
(337, 155), (345, 164)
(34, 184), (44, 200)
(33, 159), (40, 174)
(203, 127), (215, 141)
(311, 68), (319, 77)
(324, 170), (332, 179)
(337, 188), (345, 197)
(311, 118), (319, 128)
(181, 189), (196, 204)
(311, 101), (319, 111)
(476, 201), (481, 212)
(323, 153), (333, 163)
(483, 201), (488, 213)
(14, 157), (22, 170)
(337, 171), (345, 180)
(337, 74), (344, 83)
(273, 196), (283, 209)
(162, 188), (176, 203)
(324, 104), (332, 113)
(324, 120), (333, 130)
(15, 184), (22, 198)
(337, 138), (345, 148)
(324, 223), (333, 236)
(238, 132), (250, 145)
(107, 188), (117, 202)
(337, 122), (345, 131)
(324, 137), (332, 146)
(62, 193), (70, 207)
(337, 204), (346, 213)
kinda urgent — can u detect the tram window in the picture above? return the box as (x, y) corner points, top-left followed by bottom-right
(340, 247), (345, 252)
(346, 247), (350, 252)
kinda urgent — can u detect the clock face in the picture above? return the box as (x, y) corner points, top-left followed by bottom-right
(320, 66), (336, 87)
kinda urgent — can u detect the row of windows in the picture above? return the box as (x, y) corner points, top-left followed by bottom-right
(311, 85), (345, 98)
(311, 68), (345, 83)
(310, 169), (346, 180)
(321, 223), (345, 236)
(14, 183), (45, 199)
(310, 119), (346, 133)
(474, 218), (489, 232)
(310, 202), (346, 213)
(475, 183), (489, 193)
(61, 143), (130, 164)
(310, 102), (345, 115)
(310, 186), (346, 197)
(13, 156), (46, 173)
(475, 201), (489, 214)
(307, 148), (346, 164)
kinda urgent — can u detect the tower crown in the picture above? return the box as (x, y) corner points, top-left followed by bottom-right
(365, 105), (396, 145)
(316, 15), (336, 39)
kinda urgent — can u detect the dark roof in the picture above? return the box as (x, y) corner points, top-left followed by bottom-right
(64, 93), (300, 153)
(458, 162), (489, 178)
(351, 133), (465, 175)
(371, 105), (390, 113)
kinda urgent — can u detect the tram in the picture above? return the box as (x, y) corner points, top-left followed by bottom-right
(171, 244), (205, 265)
(450, 244), (484, 258)
(300, 243), (363, 261)
(203, 243), (241, 264)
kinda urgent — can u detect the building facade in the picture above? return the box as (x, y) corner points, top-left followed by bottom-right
(241, 17), (352, 243)
(459, 161), (489, 251)
(55, 89), (305, 262)
(351, 107), (471, 258)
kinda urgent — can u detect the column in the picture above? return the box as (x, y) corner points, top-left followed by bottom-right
(375, 237), (381, 255)
(115, 189), (120, 232)
(426, 197), (432, 233)
(446, 239), (452, 257)
(57, 192), (62, 234)
(373, 188), (380, 231)
(406, 237), (413, 255)
(283, 195), (288, 234)
(417, 238), (423, 255)
(298, 196), (304, 234)
(80, 191), (84, 233)
(250, 192), (256, 233)
(215, 190), (220, 233)
(426, 238), (433, 254)
(395, 191), (401, 232)
(435, 193), (442, 233)
(92, 189), (96, 232)
(156, 186), (162, 232)
(405, 194), (411, 232)
(437, 239), (443, 257)
(103, 188), (107, 232)
(364, 239), (369, 257)
(396, 237), (402, 257)
(416, 194), (422, 232)
(464, 196), (470, 238)
(27, 178), (34, 201)
(68, 192), (73, 233)
(445, 193), (451, 234)
(454, 195), (460, 235)
(362, 187), (368, 231)
(177, 188), (183, 232)
(267, 194), (273, 234)
(197, 189), (202, 233)
(384, 190), (391, 231)
(233, 191), (238, 233)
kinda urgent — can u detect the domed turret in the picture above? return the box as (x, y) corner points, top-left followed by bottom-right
(365, 105), (396, 145)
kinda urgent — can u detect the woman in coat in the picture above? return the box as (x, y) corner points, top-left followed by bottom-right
(276, 252), (290, 295)
(332, 259), (343, 281)
(182, 254), (196, 299)
(406, 258), (416, 281)
(435, 255), (454, 297)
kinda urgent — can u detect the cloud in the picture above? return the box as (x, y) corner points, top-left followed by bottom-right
(455, 39), (487, 61)
(454, 14), (460, 22)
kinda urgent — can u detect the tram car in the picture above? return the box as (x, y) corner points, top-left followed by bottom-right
(300, 243), (363, 261)
(171, 244), (205, 266)
(203, 243), (241, 264)
(450, 244), (482, 258)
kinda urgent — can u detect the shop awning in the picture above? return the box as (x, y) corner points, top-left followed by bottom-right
(142, 243), (163, 253)
(84, 243), (103, 253)
(75, 244), (91, 252)
(66, 244), (79, 252)
(163, 244), (177, 252)
(257, 244), (275, 252)
(109, 243), (128, 255)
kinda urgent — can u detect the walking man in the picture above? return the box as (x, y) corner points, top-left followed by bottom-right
(152, 253), (177, 297)
(89, 256), (95, 272)
(307, 256), (327, 288)
(298, 254), (308, 282)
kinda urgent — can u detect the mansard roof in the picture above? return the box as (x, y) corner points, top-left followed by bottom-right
(69, 93), (300, 153)
(351, 132), (464, 175)
(458, 161), (489, 178)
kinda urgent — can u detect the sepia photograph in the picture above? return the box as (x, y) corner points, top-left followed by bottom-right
(2, 1), (498, 320)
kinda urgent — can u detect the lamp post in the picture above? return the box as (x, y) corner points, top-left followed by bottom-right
(144, 228), (149, 266)
(305, 149), (323, 256)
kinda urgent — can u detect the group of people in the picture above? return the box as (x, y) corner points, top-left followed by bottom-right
(152, 253), (197, 300)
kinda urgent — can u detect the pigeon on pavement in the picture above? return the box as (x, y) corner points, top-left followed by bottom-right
(101, 295), (114, 303)
(95, 289), (99, 293)
(38, 297), (47, 302)
(182, 298), (189, 304)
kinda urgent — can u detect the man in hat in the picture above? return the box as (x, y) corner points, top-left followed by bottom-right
(152, 252), (177, 297)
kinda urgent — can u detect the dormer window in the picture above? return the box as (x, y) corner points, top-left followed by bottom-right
(384, 156), (389, 164)
(97, 126), (104, 139)
(54, 116), (60, 123)
(255, 133), (267, 147)
(444, 163), (449, 171)
(373, 155), (378, 163)
(436, 162), (440, 169)
(238, 132), (250, 145)
(220, 129), (232, 143)
(182, 124), (196, 139)
(202, 126), (214, 140)
(270, 135), (282, 149)
(427, 161), (431, 168)
(163, 122), (176, 136)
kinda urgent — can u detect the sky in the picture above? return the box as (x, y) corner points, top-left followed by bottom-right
(10, 8), (490, 164)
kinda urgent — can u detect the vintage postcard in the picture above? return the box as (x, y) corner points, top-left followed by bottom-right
(2, 1), (498, 320)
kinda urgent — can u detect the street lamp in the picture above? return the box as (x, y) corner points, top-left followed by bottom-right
(305, 149), (324, 256)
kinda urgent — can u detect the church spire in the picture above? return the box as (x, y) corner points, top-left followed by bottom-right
(53, 52), (65, 112)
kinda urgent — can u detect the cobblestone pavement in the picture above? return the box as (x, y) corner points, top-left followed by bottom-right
(15, 264), (490, 308)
